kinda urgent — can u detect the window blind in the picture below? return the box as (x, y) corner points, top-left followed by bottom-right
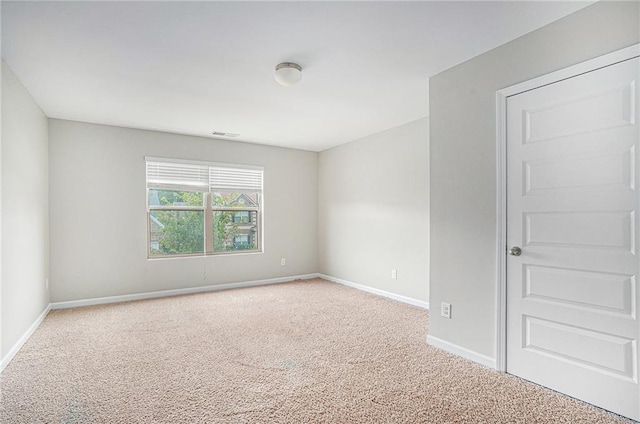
(146, 160), (210, 191)
(209, 167), (263, 193)
(146, 158), (263, 193)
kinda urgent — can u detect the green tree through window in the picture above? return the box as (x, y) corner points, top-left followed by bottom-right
(149, 190), (204, 256)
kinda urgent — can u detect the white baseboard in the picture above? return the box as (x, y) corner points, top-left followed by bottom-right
(318, 273), (429, 309)
(427, 334), (496, 369)
(50, 273), (319, 310)
(1, 304), (51, 373)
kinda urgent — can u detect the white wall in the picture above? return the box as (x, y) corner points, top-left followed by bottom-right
(318, 118), (429, 303)
(1, 61), (50, 358)
(49, 120), (317, 302)
(429, 1), (640, 358)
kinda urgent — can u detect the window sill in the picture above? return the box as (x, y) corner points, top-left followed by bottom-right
(147, 250), (263, 260)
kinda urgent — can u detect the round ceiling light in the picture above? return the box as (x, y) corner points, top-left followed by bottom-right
(274, 62), (302, 87)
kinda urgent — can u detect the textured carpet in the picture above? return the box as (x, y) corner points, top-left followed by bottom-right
(0, 278), (633, 423)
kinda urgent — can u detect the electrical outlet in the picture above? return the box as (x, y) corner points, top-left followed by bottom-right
(281, 258), (286, 266)
(391, 269), (397, 279)
(441, 302), (451, 319)
(45, 278), (49, 290)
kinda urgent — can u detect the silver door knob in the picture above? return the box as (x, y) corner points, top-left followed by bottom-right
(509, 246), (522, 256)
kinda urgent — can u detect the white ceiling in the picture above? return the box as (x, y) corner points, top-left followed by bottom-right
(2, 1), (592, 152)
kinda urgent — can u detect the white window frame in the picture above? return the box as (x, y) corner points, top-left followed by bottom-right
(146, 156), (264, 258)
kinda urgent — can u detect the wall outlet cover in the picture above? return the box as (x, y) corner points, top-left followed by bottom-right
(441, 302), (451, 319)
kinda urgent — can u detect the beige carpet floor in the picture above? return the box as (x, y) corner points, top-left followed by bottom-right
(0, 278), (633, 423)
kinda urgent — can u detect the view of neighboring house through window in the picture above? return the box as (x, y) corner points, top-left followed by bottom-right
(146, 158), (263, 257)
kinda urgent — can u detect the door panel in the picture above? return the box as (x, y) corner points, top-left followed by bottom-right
(524, 211), (633, 250)
(523, 315), (635, 380)
(506, 56), (640, 420)
(524, 265), (635, 315)
(523, 148), (634, 194)
(524, 81), (635, 143)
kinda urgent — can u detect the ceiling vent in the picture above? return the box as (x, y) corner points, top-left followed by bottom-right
(212, 131), (240, 137)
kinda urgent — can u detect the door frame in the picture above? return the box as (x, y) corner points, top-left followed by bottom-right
(494, 43), (640, 373)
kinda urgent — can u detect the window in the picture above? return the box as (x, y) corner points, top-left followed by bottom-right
(234, 234), (250, 246)
(232, 211), (250, 223)
(146, 157), (263, 257)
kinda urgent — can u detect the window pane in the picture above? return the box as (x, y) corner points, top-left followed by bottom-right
(213, 210), (258, 252)
(149, 210), (204, 256)
(148, 189), (203, 207)
(212, 192), (260, 208)
(233, 211), (250, 223)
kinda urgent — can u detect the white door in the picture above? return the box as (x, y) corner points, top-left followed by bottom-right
(506, 56), (640, 420)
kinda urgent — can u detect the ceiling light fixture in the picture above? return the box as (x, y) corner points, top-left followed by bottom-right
(274, 62), (302, 87)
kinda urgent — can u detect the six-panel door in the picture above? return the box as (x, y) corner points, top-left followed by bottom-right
(506, 56), (640, 421)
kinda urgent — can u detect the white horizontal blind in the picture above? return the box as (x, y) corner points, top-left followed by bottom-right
(146, 158), (263, 194)
(146, 160), (210, 192)
(209, 167), (263, 193)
